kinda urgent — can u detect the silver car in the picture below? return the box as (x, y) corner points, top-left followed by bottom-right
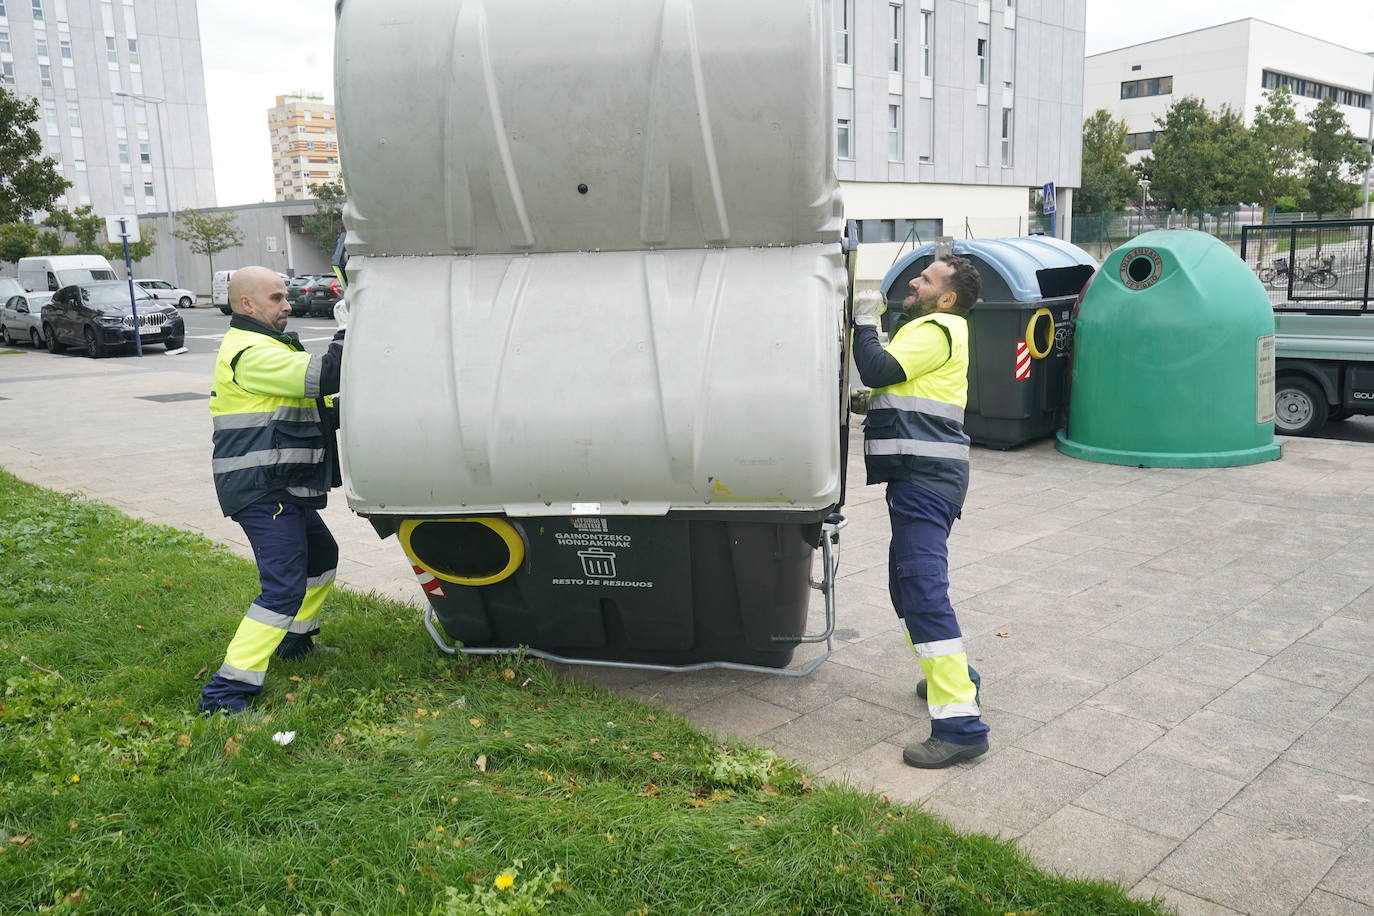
(1, 290), (55, 347)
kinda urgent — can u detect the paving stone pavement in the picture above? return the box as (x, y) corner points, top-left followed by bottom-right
(4, 347), (1374, 915)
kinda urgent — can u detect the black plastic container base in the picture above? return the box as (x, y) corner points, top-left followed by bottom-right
(413, 515), (823, 669)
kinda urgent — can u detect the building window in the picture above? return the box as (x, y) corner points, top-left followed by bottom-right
(1120, 75), (1173, 99)
(60, 38), (71, 63)
(1000, 107), (1013, 166)
(105, 35), (117, 62)
(888, 3), (902, 73)
(837, 117), (852, 159)
(35, 36), (47, 57)
(139, 140), (149, 164)
(0, 30), (9, 54)
(836, 0), (852, 65)
(1125, 130), (1158, 151)
(117, 141), (128, 164)
(67, 101), (81, 134)
(122, 182), (134, 204)
(31, 0), (42, 21)
(1262, 69), (1370, 109)
(0, 1), (6, 16)
(39, 63), (50, 87)
(888, 103), (902, 160)
(126, 37), (138, 65)
(1, 62), (14, 87)
(143, 180), (154, 201)
(976, 38), (988, 87)
(919, 12), (933, 78)
(43, 100), (58, 135)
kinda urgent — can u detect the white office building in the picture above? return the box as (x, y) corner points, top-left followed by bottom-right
(0, 0), (215, 218)
(1084, 19), (1374, 163)
(837, 0), (1086, 278)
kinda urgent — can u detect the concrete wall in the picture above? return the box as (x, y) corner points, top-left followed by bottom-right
(131, 200), (334, 295)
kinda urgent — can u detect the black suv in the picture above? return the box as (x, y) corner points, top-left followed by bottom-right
(41, 281), (185, 357)
(286, 274), (320, 310)
(304, 274), (342, 318)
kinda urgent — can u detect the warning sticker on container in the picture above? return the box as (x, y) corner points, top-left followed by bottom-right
(1257, 334), (1275, 425)
(1014, 341), (1031, 380)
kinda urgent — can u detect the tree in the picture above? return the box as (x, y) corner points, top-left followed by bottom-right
(1244, 85), (1308, 217)
(0, 85), (69, 223)
(1304, 97), (1372, 218)
(1139, 96), (1249, 227)
(172, 209), (244, 287)
(18, 205), (159, 262)
(300, 179), (345, 257)
(0, 222), (39, 264)
(1078, 110), (1137, 214)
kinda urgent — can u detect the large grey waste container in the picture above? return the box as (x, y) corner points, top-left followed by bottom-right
(880, 237), (1097, 449)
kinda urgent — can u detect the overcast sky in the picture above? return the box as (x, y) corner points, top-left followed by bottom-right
(198, 0), (1374, 207)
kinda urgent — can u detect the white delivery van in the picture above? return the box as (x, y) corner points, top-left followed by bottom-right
(211, 270), (234, 313)
(18, 255), (118, 292)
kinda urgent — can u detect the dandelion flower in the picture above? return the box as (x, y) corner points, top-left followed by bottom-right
(494, 872), (515, 891)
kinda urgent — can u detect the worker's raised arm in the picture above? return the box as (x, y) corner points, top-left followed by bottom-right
(232, 334), (344, 400)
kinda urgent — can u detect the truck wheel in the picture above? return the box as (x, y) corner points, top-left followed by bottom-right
(1274, 376), (1328, 436)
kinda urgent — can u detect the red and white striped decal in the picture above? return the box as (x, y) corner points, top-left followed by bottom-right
(411, 564), (447, 599)
(1014, 341), (1031, 380)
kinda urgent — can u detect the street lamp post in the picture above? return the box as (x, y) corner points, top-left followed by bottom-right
(113, 91), (177, 286)
(1138, 178), (1151, 237)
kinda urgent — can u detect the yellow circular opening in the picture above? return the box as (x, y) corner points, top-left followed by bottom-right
(1025, 307), (1055, 360)
(399, 518), (525, 586)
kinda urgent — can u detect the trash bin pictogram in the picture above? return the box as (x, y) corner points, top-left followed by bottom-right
(578, 547), (617, 579)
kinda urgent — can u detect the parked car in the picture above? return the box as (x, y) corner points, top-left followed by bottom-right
(136, 278), (196, 308)
(305, 274), (343, 318)
(1, 291), (55, 347)
(286, 274), (324, 309)
(41, 281), (185, 357)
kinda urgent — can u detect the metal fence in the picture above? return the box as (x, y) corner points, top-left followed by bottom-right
(1239, 219), (1374, 312)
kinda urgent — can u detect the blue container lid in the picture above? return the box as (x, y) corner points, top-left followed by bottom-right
(881, 236), (1099, 303)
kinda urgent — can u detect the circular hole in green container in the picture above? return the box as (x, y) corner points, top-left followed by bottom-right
(411, 521), (511, 579)
(1127, 256), (1155, 284)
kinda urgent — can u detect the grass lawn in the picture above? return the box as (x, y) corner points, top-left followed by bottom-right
(0, 470), (1171, 915)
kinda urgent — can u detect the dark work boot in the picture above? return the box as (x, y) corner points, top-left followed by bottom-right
(916, 665), (981, 703)
(902, 735), (989, 769)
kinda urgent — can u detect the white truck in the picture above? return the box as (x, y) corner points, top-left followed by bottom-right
(1245, 219), (1374, 436)
(18, 255), (118, 292)
(334, 0), (849, 672)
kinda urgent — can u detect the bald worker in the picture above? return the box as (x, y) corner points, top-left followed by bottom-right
(199, 267), (348, 714)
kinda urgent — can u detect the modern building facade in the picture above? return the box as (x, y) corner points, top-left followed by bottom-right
(268, 91), (340, 201)
(0, 0), (215, 217)
(837, 0), (1085, 278)
(1084, 19), (1374, 164)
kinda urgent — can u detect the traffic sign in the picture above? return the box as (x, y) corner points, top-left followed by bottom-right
(1042, 182), (1056, 215)
(105, 214), (140, 244)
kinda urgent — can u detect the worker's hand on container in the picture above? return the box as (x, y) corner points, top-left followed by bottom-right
(333, 298), (349, 334)
(853, 290), (886, 328)
(849, 389), (871, 415)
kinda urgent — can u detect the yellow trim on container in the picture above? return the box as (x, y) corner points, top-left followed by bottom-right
(399, 518), (525, 586)
(1025, 307), (1054, 360)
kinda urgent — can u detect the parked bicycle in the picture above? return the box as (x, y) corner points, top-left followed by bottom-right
(1257, 256), (1337, 289)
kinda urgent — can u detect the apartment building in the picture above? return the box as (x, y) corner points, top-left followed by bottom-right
(1085, 19), (1374, 164)
(268, 91), (340, 201)
(837, 0), (1086, 277)
(0, 0), (215, 217)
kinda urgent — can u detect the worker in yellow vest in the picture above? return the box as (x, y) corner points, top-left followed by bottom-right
(199, 266), (347, 715)
(851, 255), (989, 768)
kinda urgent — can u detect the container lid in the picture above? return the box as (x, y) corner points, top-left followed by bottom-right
(882, 236), (1098, 303)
